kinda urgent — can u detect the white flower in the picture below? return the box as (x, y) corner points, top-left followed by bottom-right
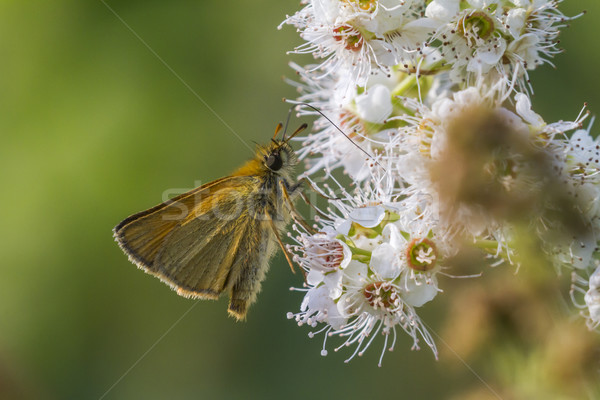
(281, 0), (599, 364)
(348, 204), (387, 228)
(281, 0), (433, 89)
(426, 1), (508, 82)
(289, 194), (445, 364)
(355, 84), (393, 123)
(541, 124), (600, 271)
(289, 285), (347, 331)
(299, 229), (353, 298)
(334, 258), (437, 365)
(381, 223), (443, 307)
(425, 0), (575, 91)
(515, 93), (544, 129)
(558, 128), (600, 223)
(290, 66), (399, 181)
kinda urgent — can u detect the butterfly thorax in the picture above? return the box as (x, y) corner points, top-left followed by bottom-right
(230, 140), (298, 223)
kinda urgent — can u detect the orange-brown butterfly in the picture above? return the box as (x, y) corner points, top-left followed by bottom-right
(113, 123), (307, 320)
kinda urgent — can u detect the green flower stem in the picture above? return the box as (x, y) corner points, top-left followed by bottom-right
(392, 75), (419, 97)
(473, 240), (501, 250)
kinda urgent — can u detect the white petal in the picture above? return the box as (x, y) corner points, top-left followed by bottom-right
(370, 40), (398, 67)
(476, 41), (506, 66)
(352, 235), (381, 252)
(495, 108), (530, 136)
(342, 260), (369, 286)
(431, 97), (456, 121)
(339, 240), (353, 269)
(341, 146), (371, 181)
(335, 218), (352, 235)
(307, 269), (325, 286)
(337, 292), (355, 318)
(467, 39), (506, 73)
(306, 286), (331, 311)
(370, 243), (400, 279)
(425, 0), (460, 21)
(468, 0), (500, 8)
(585, 289), (600, 323)
(326, 301), (347, 330)
(506, 8), (527, 38)
(349, 205), (386, 228)
(404, 17), (442, 33)
(382, 223), (405, 251)
(515, 93), (545, 129)
(311, 0), (341, 24)
(570, 236), (596, 270)
(590, 266), (600, 291)
(507, 33), (540, 67)
(452, 86), (482, 107)
(323, 271), (343, 299)
(402, 274), (439, 307)
(355, 84), (393, 123)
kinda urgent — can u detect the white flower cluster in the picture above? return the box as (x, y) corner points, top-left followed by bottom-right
(288, 202), (448, 364)
(281, 0), (598, 364)
(425, 0), (575, 91)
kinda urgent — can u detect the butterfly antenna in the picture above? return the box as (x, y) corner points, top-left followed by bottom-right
(284, 123), (308, 144)
(285, 100), (384, 171)
(273, 122), (283, 140)
(281, 104), (295, 141)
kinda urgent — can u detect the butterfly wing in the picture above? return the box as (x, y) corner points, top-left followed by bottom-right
(114, 176), (234, 280)
(114, 175), (278, 319)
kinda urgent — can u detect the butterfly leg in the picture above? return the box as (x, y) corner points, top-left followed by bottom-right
(266, 212), (296, 274)
(279, 180), (315, 234)
(282, 178), (339, 228)
(283, 178), (331, 221)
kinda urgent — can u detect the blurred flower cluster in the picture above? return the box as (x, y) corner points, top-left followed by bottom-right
(280, 0), (598, 365)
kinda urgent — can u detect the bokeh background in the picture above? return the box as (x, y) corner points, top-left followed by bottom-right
(1, 1), (599, 399)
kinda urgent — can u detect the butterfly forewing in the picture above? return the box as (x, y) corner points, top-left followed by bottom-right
(114, 176), (234, 272)
(114, 175), (279, 318)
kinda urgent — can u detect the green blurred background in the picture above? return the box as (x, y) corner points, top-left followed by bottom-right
(0, 1), (598, 399)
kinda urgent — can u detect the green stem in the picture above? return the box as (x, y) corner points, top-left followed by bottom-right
(348, 246), (372, 256)
(392, 75), (418, 97)
(473, 240), (500, 250)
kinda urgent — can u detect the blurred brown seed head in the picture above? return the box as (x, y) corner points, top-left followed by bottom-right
(429, 105), (547, 223)
(429, 103), (594, 252)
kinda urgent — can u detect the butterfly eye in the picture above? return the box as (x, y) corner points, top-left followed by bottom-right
(266, 152), (283, 171)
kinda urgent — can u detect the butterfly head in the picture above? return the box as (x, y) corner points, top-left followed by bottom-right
(261, 140), (297, 175)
